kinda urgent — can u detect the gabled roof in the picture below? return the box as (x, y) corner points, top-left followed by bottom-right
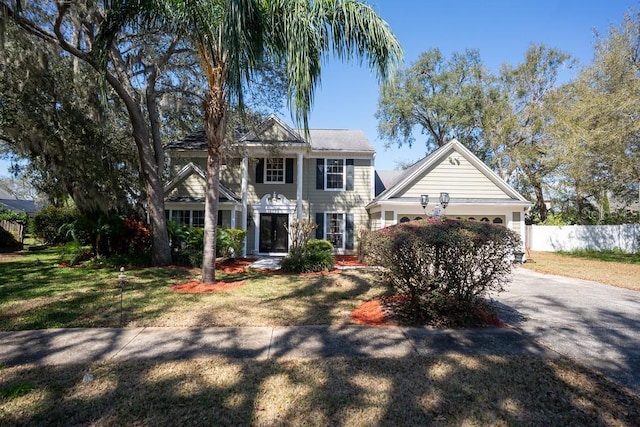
(164, 162), (240, 203)
(165, 114), (374, 153)
(374, 170), (404, 196)
(240, 114), (305, 145)
(305, 129), (374, 152)
(368, 139), (530, 207)
(0, 199), (38, 215)
(0, 188), (16, 200)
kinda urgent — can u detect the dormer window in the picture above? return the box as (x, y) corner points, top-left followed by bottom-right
(265, 158), (285, 183)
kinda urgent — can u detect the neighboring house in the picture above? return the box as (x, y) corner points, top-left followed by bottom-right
(164, 115), (530, 256)
(0, 187), (38, 216)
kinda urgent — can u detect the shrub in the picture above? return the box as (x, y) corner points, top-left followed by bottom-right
(363, 219), (520, 324)
(0, 226), (22, 252)
(281, 238), (335, 273)
(32, 206), (79, 244)
(172, 226), (246, 267)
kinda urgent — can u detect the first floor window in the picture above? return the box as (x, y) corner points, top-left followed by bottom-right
(172, 210), (190, 225)
(326, 213), (345, 248)
(192, 210), (205, 227)
(165, 209), (205, 227)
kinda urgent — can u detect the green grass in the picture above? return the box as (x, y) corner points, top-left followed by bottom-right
(557, 249), (640, 264)
(0, 249), (389, 330)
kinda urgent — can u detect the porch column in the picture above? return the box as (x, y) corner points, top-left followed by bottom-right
(296, 152), (303, 220)
(381, 209), (386, 228)
(241, 156), (248, 257)
(230, 206), (236, 229)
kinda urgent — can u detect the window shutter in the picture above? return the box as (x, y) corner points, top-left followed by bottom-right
(346, 159), (354, 191)
(255, 158), (264, 183)
(285, 158), (294, 183)
(315, 212), (324, 239)
(316, 159), (324, 189)
(345, 213), (354, 249)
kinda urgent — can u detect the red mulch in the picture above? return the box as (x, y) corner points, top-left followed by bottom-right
(171, 280), (246, 293)
(216, 258), (256, 274)
(335, 255), (366, 267)
(351, 295), (407, 326)
(351, 295), (506, 327)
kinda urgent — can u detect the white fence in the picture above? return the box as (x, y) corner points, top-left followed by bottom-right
(526, 224), (640, 253)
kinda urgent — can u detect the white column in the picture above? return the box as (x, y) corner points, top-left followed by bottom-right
(381, 209), (386, 228)
(241, 156), (248, 257)
(296, 152), (303, 220)
(230, 206), (236, 229)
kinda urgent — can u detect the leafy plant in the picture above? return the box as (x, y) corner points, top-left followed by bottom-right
(281, 238), (335, 273)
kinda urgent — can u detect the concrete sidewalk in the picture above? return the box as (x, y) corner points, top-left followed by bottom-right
(0, 325), (550, 366)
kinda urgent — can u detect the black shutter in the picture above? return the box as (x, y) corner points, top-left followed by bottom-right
(345, 213), (354, 249)
(316, 159), (324, 189)
(285, 158), (294, 183)
(255, 158), (264, 183)
(315, 212), (324, 239)
(346, 159), (354, 191)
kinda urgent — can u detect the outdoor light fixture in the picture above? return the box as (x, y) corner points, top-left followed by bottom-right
(439, 192), (450, 209)
(420, 194), (429, 214)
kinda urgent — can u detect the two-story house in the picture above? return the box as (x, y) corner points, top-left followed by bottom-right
(164, 115), (374, 256)
(164, 115), (531, 257)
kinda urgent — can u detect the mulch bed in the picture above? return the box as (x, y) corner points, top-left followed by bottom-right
(171, 279), (246, 293)
(171, 255), (369, 294)
(351, 296), (506, 327)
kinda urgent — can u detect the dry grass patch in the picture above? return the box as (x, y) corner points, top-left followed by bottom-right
(1, 356), (639, 426)
(523, 251), (640, 291)
(0, 249), (388, 330)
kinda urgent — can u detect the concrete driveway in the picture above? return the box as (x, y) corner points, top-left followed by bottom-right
(495, 268), (640, 392)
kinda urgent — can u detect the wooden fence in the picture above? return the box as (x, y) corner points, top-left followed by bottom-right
(0, 220), (25, 242)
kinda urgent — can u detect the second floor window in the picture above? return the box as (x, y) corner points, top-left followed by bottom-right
(325, 159), (345, 190)
(265, 158), (285, 183)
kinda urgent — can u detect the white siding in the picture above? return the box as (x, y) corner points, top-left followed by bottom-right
(397, 155), (510, 199)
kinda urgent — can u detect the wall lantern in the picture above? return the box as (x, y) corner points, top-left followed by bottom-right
(420, 194), (429, 214)
(439, 192), (450, 209)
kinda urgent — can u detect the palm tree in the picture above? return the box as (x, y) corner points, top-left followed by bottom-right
(98, 0), (402, 283)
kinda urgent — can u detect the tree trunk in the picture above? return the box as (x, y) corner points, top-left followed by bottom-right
(533, 181), (548, 223)
(201, 83), (228, 284)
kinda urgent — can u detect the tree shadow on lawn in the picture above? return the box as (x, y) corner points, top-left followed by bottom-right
(254, 270), (392, 326)
(2, 352), (639, 425)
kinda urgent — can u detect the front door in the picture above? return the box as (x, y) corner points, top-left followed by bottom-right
(259, 214), (288, 253)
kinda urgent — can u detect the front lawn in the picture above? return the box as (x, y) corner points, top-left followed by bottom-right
(1, 356), (639, 426)
(523, 251), (640, 291)
(0, 250), (389, 331)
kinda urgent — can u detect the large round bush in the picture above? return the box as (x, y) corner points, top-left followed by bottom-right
(363, 218), (520, 324)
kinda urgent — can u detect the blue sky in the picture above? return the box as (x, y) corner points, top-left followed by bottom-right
(1, 0), (637, 178)
(293, 0), (638, 170)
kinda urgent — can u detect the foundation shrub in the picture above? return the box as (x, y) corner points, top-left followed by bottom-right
(281, 238), (335, 273)
(364, 219), (520, 324)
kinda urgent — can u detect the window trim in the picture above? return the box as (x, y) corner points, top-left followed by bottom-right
(264, 157), (286, 184)
(324, 158), (345, 191)
(324, 212), (346, 249)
